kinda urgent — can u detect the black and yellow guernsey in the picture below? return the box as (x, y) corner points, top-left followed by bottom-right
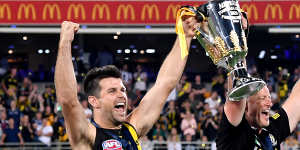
(91, 119), (141, 150)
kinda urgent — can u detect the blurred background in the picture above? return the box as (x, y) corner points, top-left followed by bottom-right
(0, 0), (299, 149)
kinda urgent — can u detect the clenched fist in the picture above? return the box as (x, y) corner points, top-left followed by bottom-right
(182, 16), (198, 38)
(60, 21), (80, 43)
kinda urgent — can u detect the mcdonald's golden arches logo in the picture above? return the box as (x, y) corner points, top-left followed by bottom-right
(92, 4), (110, 20)
(18, 4), (36, 20)
(43, 4), (61, 20)
(166, 4), (180, 21)
(241, 4), (258, 20)
(0, 4), (11, 20)
(264, 4), (283, 20)
(289, 4), (300, 20)
(67, 4), (86, 20)
(117, 4), (135, 20)
(141, 4), (159, 21)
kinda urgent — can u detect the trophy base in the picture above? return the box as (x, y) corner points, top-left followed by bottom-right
(228, 77), (266, 101)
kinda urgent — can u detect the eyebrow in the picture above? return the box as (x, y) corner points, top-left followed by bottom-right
(107, 87), (126, 91)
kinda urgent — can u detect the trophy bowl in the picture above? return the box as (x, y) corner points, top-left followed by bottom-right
(194, 0), (265, 100)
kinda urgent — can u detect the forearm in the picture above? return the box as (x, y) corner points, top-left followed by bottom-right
(18, 133), (23, 142)
(224, 74), (246, 126)
(282, 79), (300, 131)
(55, 39), (78, 104)
(44, 132), (53, 137)
(155, 37), (191, 89)
(1, 134), (6, 142)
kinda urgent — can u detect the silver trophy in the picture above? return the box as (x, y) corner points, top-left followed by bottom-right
(194, 0), (265, 100)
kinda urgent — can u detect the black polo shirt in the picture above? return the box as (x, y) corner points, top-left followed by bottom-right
(216, 107), (291, 150)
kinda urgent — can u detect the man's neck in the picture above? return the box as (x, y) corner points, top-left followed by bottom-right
(93, 112), (122, 129)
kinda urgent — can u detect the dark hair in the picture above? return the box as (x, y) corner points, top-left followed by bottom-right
(83, 65), (121, 98)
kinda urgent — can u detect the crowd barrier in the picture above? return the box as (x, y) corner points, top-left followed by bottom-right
(0, 141), (298, 150)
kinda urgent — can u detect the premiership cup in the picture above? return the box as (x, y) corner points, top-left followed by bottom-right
(193, 0), (265, 100)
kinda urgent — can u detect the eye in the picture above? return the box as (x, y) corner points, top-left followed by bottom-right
(121, 88), (126, 93)
(108, 88), (116, 93)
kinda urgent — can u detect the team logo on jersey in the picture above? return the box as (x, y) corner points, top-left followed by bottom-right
(269, 133), (277, 146)
(271, 113), (280, 120)
(102, 139), (123, 150)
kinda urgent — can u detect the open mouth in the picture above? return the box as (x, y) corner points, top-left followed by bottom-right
(261, 109), (270, 117)
(114, 102), (125, 112)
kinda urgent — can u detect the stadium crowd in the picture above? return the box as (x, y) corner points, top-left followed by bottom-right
(0, 60), (299, 149)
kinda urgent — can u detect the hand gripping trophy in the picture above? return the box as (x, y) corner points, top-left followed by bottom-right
(177, 0), (265, 100)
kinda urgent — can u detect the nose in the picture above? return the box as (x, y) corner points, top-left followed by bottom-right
(117, 90), (126, 99)
(265, 96), (273, 107)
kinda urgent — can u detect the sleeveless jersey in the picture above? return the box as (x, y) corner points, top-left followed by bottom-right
(91, 120), (141, 150)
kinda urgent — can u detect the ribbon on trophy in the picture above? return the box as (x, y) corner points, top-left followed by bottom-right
(175, 7), (196, 60)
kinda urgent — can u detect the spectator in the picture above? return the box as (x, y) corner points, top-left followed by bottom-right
(43, 106), (55, 125)
(211, 75), (225, 102)
(264, 70), (275, 89)
(19, 77), (33, 97)
(36, 117), (53, 147)
(180, 110), (197, 137)
(0, 110), (8, 130)
(268, 84), (280, 112)
(165, 101), (180, 132)
(189, 75), (206, 102)
(28, 85), (45, 114)
(289, 66), (300, 89)
(167, 127), (181, 150)
(4, 87), (17, 109)
(152, 123), (167, 141)
(277, 68), (289, 101)
(7, 100), (21, 126)
(121, 64), (133, 88)
(0, 118), (24, 146)
(42, 85), (56, 110)
(1, 67), (18, 96)
(204, 91), (221, 116)
(16, 94), (31, 114)
(154, 135), (167, 150)
(199, 136), (209, 150)
(53, 116), (68, 142)
(20, 114), (34, 142)
(284, 135), (298, 150)
(182, 134), (196, 150)
(140, 136), (153, 150)
(177, 74), (191, 103)
(32, 112), (43, 141)
(202, 113), (219, 141)
(167, 133), (182, 150)
(81, 99), (92, 122)
(180, 100), (193, 116)
(133, 64), (147, 92)
(33, 112), (43, 128)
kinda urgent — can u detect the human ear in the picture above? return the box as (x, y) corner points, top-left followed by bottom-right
(88, 96), (100, 109)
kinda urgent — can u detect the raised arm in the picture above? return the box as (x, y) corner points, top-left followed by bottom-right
(282, 79), (300, 132)
(54, 21), (92, 146)
(224, 74), (247, 126)
(127, 16), (197, 137)
(222, 14), (249, 127)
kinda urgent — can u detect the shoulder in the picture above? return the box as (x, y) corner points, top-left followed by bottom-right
(268, 108), (291, 142)
(269, 107), (289, 126)
(122, 122), (138, 135)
